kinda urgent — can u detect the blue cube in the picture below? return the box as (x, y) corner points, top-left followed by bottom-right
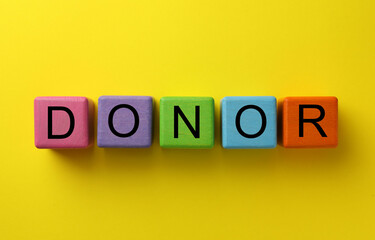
(221, 96), (277, 149)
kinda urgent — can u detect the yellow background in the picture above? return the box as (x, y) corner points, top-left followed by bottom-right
(1, 0), (374, 239)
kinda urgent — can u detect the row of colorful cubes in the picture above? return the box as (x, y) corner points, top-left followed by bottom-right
(34, 96), (338, 149)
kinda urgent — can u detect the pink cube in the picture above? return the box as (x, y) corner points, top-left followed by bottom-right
(34, 97), (93, 149)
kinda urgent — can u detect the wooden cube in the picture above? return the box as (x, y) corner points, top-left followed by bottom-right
(160, 97), (214, 148)
(282, 96), (338, 148)
(97, 96), (153, 148)
(221, 96), (277, 149)
(34, 96), (93, 149)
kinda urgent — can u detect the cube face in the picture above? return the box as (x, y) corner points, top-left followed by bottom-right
(221, 96), (277, 149)
(97, 96), (153, 148)
(160, 97), (214, 148)
(282, 96), (338, 148)
(34, 97), (92, 149)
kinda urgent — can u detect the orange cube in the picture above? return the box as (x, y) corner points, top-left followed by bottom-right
(282, 97), (338, 148)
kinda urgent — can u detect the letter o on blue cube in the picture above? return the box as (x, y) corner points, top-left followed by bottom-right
(97, 96), (153, 148)
(221, 96), (277, 149)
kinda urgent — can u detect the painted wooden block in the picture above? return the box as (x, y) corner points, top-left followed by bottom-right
(282, 96), (338, 148)
(160, 97), (214, 148)
(221, 96), (277, 149)
(97, 96), (153, 148)
(34, 96), (93, 148)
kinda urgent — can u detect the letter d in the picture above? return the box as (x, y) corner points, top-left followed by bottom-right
(48, 106), (75, 139)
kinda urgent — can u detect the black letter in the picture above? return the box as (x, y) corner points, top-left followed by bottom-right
(108, 104), (139, 137)
(48, 106), (75, 139)
(174, 106), (200, 138)
(235, 105), (267, 138)
(299, 105), (327, 137)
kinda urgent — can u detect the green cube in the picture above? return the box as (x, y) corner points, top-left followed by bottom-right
(160, 97), (215, 148)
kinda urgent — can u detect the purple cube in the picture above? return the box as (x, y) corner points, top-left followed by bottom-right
(97, 96), (153, 148)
